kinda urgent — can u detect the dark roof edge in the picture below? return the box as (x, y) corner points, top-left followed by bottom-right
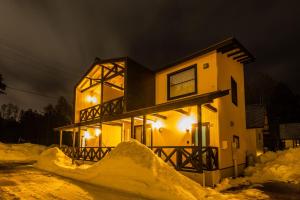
(156, 37), (255, 72)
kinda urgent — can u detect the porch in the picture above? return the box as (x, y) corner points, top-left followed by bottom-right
(56, 90), (229, 173)
(60, 145), (218, 172)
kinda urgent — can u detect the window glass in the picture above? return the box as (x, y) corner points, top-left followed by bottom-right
(168, 65), (197, 100)
(231, 77), (238, 106)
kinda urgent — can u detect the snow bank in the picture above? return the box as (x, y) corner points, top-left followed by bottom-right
(0, 142), (46, 162)
(35, 140), (267, 200)
(217, 148), (300, 191)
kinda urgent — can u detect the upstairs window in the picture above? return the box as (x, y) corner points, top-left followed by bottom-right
(231, 77), (238, 106)
(167, 64), (197, 100)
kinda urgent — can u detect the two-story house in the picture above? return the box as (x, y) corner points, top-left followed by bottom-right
(56, 37), (256, 185)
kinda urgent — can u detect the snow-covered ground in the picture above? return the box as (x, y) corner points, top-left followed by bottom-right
(0, 142), (46, 163)
(217, 147), (300, 191)
(0, 165), (148, 200)
(34, 140), (268, 200)
(1, 140), (271, 200)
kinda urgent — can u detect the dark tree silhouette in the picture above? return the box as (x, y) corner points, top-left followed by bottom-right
(0, 96), (73, 145)
(0, 103), (19, 120)
(0, 74), (6, 95)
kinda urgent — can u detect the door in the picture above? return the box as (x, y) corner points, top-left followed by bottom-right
(191, 123), (210, 147)
(134, 124), (152, 146)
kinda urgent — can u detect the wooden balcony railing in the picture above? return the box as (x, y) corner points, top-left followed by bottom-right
(60, 145), (218, 172)
(79, 96), (124, 122)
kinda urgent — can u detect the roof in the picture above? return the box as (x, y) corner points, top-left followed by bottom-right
(246, 104), (266, 129)
(74, 56), (141, 88)
(156, 37), (255, 72)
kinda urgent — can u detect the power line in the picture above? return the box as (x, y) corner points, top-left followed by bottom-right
(6, 86), (59, 99)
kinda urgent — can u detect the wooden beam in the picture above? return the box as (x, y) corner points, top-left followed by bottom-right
(233, 54), (247, 60)
(104, 82), (124, 91)
(237, 57), (252, 62)
(204, 104), (217, 112)
(151, 113), (167, 120)
(227, 50), (242, 57)
(174, 108), (190, 116)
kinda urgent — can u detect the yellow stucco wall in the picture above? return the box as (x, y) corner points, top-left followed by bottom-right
(155, 51), (218, 104)
(216, 52), (248, 169)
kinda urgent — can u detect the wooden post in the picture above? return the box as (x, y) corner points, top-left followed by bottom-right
(131, 116), (134, 139)
(99, 123), (102, 147)
(72, 128), (76, 148)
(59, 130), (63, 148)
(197, 104), (203, 173)
(142, 115), (146, 145)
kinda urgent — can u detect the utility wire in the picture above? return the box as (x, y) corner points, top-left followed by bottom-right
(6, 86), (58, 99)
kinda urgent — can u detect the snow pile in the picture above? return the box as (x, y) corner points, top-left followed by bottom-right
(35, 140), (268, 200)
(217, 148), (300, 191)
(0, 142), (46, 162)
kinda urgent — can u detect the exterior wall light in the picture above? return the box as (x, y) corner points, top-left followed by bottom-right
(153, 121), (164, 133)
(178, 116), (196, 133)
(87, 95), (97, 103)
(95, 128), (101, 136)
(84, 131), (91, 139)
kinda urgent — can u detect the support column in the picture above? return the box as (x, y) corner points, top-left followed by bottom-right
(142, 115), (146, 145)
(72, 128), (76, 148)
(59, 130), (63, 148)
(197, 104), (203, 173)
(131, 116), (134, 139)
(99, 123), (102, 147)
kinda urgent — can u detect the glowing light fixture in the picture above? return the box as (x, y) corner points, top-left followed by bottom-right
(153, 120), (164, 133)
(84, 131), (91, 139)
(153, 120), (163, 129)
(178, 116), (196, 133)
(87, 95), (97, 103)
(95, 128), (101, 136)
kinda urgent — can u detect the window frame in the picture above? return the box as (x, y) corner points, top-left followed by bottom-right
(233, 135), (240, 149)
(231, 76), (238, 106)
(167, 64), (198, 100)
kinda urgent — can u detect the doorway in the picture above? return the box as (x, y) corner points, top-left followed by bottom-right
(191, 122), (210, 147)
(134, 124), (153, 146)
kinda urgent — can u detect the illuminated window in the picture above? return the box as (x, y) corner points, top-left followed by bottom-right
(167, 64), (197, 100)
(231, 77), (238, 106)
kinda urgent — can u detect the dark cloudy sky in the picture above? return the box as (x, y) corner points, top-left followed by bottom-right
(0, 0), (299, 111)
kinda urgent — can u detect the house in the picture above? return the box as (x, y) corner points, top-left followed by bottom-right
(245, 104), (269, 157)
(279, 123), (300, 148)
(55, 37), (256, 185)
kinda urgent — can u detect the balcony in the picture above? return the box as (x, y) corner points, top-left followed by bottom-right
(79, 96), (124, 122)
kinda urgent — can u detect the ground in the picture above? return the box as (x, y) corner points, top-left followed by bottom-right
(0, 164), (148, 200)
(1, 163), (300, 200)
(225, 182), (300, 200)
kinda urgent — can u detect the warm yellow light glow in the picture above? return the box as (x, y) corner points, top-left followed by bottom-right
(153, 120), (163, 129)
(95, 128), (101, 136)
(87, 95), (97, 103)
(178, 116), (196, 133)
(84, 131), (91, 139)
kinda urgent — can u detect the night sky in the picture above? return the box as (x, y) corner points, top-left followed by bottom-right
(0, 1), (299, 111)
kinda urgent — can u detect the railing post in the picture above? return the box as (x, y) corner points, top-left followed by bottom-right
(176, 148), (182, 170)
